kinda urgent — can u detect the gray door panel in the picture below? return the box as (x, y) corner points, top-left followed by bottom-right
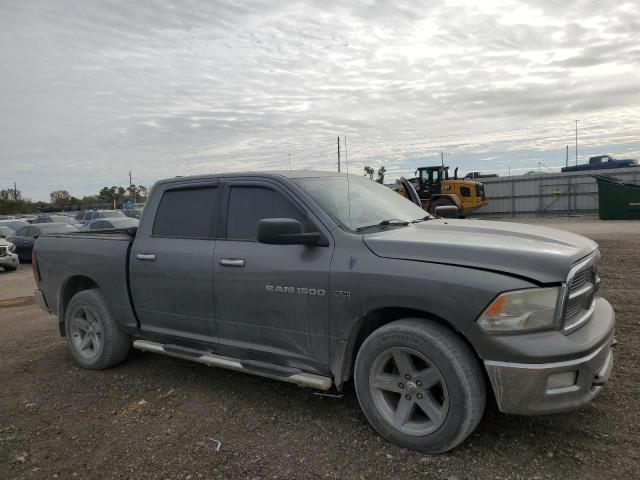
(129, 182), (220, 346)
(213, 179), (333, 374)
(130, 237), (216, 343)
(214, 240), (332, 372)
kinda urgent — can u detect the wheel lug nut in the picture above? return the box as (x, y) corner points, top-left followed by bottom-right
(404, 374), (411, 380)
(417, 393), (423, 399)
(405, 394), (411, 400)
(398, 383), (404, 389)
(416, 380), (422, 387)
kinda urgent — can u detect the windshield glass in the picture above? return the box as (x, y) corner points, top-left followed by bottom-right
(294, 175), (430, 231)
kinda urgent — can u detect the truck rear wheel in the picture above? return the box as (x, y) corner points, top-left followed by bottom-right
(354, 318), (485, 453)
(64, 289), (131, 370)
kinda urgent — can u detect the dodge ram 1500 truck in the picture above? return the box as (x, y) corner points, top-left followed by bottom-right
(33, 171), (615, 453)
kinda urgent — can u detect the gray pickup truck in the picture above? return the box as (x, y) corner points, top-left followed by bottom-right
(33, 171), (615, 453)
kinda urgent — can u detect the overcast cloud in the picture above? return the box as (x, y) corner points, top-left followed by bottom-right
(1, 0), (639, 200)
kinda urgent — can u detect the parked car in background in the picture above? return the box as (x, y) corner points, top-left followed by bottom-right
(0, 219), (29, 232)
(75, 211), (90, 222)
(123, 208), (143, 219)
(75, 210), (126, 224)
(0, 237), (19, 271)
(0, 226), (15, 238)
(80, 217), (139, 231)
(8, 223), (79, 262)
(561, 154), (638, 173)
(32, 214), (80, 225)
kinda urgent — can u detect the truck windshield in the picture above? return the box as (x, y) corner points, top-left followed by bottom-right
(294, 175), (430, 232)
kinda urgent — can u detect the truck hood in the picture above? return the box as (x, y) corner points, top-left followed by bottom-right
(362, 219), (597, 284)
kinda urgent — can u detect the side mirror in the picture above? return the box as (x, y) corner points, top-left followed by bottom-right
(434, 205), (459, 219)
(257, 218), (322, 246)
(33, 233), (40, 239)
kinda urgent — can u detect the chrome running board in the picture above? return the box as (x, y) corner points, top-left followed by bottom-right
(132, 339), (332, 391)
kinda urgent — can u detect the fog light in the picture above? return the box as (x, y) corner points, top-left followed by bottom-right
(547, 371), (577, 390)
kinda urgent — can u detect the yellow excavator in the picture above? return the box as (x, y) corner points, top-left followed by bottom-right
(398, 166), (488, 218)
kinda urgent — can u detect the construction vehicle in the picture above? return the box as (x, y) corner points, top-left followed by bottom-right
(398, 166), (489, 217)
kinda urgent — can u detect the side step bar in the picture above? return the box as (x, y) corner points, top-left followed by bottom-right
(132, 340), (333, 391)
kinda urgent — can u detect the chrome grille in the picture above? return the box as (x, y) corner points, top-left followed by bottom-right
(563, 252), (600, 332)
(570, 270), (589, 290)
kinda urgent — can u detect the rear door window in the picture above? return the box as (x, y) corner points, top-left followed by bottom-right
(153, 186), (219, 238)
(226, 185), (303, 241)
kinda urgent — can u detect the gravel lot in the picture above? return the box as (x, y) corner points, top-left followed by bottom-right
(1, 217), (639, 479)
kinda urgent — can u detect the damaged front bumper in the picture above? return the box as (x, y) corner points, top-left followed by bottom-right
(482, 297), (615, 415)
(0, 244), (19, 270)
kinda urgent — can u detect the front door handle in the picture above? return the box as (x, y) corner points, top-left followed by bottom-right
(219, 258), (245, 267)
(136, 253), (156, 261)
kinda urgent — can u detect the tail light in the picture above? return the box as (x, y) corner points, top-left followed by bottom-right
(32, 248), (41, 282)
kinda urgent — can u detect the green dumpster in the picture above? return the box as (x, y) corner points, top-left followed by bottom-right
(594, 174), (640, 220)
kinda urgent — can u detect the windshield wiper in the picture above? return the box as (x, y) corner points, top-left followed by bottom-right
(411, 215), (434, 223)
(356, 219), (410, 232)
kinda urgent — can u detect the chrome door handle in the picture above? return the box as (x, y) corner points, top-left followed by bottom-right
(136, 253), (156, 261)
(219, 258), (245, 267)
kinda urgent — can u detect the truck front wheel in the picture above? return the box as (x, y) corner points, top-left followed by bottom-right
(354, 318), (485, 453)
(64, 289), (131, 370)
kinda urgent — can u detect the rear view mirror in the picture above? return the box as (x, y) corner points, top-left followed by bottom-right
(257, 218), (322, 246)
(434, 205), (459, 219)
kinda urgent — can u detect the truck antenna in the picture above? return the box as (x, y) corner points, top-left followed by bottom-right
(344, 135), (351, 230)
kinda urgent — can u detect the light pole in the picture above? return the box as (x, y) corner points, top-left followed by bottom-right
(574, 120), (579, 165)
(503, 161), (511, 176)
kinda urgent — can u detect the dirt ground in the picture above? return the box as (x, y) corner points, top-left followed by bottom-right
(1, 217), (639, 479)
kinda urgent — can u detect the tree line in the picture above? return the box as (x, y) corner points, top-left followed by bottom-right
(0, 184), (148, 215)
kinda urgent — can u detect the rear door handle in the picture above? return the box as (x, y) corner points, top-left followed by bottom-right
(220, 258), (245, 267)
(136, 253), (156, 261)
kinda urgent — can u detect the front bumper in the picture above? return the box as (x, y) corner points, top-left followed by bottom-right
(0, 252), (19, 269)
(480, 297), (615, 415)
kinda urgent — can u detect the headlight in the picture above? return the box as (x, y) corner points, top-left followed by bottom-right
(8, 243), (15, 253)
(477, 287), (560, 333)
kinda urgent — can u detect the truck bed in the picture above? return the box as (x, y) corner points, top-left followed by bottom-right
(35, 230), (138, 333)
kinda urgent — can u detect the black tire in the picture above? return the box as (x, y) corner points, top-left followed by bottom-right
(3, 265), (17, 272)
(64, 289), (131, 370)
(354, 318), (485, 453)
(429, 198), (459, 217)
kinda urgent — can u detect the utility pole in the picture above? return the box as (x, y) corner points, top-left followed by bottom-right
(574, 120), (579, 165)
(129, 171), (136, 202)
(288, 153), (292, 171)
(565, 145), (569, 168)
(440, 151), (445, 167)
(337, 136), (341, 172)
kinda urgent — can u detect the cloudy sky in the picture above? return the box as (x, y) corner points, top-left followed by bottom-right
(1, 0), (639, 201)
